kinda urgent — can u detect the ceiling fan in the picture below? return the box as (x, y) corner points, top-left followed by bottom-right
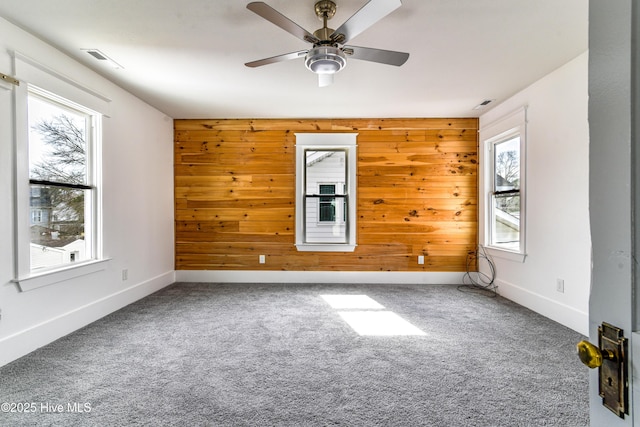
(245, 0), (410, 87)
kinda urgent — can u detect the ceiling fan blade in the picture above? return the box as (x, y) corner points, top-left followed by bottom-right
(247, 2), (320, 44)
(330, 0), (402, 44)
(318, 73), (334, 87)
(245, 50), (308, 68)
(343, 45), (409, 66)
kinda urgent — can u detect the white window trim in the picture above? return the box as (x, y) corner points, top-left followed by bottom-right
(295, 133), (357, 252)
(14, 259), (111, 292)
(479, 107), (527, 262)
(12, 55), (108, 291)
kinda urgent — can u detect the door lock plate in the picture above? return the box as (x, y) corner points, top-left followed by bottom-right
(598, 322), (628, 418)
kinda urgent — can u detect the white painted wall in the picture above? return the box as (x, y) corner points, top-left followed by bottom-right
(0, 17), (175, 367)
(479, 52), (590, 335)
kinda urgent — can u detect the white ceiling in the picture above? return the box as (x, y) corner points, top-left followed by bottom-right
(0, 0), (587, 119)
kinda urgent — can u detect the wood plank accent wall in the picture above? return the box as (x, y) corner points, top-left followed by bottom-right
(174, 118), (478, 272)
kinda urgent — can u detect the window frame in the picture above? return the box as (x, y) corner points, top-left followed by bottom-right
(12, 59), (108, 291)
(295, 133), (357, 252)
(480, 107), (527, 262)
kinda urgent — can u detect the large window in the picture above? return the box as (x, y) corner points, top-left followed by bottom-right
(481, 107), (526, 257)
(12, 54), (108, 291)
(295, 133), (357, 251)
(27, 89), (97, 271)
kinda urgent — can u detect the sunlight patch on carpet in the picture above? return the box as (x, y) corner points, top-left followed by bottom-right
(337, 311), (427, 336)
(321, 294), (426, 336)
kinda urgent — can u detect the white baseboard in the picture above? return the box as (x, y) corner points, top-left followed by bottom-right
(0, 270), (175, 367)
(495, 278), (588, 335)
(176, 270), (466, 285)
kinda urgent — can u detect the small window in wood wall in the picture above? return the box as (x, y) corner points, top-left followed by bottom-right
(295, 133), (357, 252)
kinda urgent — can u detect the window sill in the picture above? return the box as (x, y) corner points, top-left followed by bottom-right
(13, 258), (112, 292)
(484, 247), (527, 263)
(296, 244), (357, 252)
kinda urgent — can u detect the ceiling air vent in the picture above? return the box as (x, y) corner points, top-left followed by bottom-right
(85, 49), (107, 60)
(473, 99), (495, 110)
(82, 49), (123, 69)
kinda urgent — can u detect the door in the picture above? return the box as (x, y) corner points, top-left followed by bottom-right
(587, 1), (639, 425)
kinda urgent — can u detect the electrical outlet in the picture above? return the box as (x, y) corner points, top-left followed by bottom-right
(259, 255), (266, 264)
(122, 269), (128, 281)
(556, 278), (564, 293)
(418, 255), (425, 265)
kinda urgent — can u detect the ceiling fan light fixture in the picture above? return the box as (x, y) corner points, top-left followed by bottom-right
(305, 46), (346, 75)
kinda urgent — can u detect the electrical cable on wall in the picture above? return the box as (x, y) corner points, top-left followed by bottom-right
(458, 245), (497, 297)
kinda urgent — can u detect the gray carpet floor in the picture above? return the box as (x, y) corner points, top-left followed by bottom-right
(0, 282), (589, 426)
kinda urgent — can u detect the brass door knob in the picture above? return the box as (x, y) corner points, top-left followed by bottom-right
(577, 340), (616, 369)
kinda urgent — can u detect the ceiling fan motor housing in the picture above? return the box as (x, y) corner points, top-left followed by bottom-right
(305, 46), (346, 74)
(314, 1), (337, 20)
